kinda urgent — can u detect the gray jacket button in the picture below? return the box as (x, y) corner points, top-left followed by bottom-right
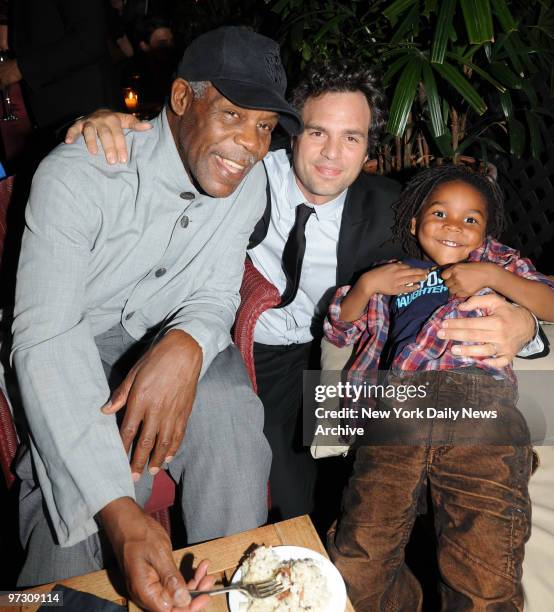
(155, 267), (167, 277)
(180, 191), (195, 200)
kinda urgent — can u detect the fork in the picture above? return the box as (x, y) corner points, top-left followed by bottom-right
(189, 576), (285, 599)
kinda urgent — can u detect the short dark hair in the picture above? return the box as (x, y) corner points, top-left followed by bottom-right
(290, 60), (385, 154)
(134, 16), (173, 46)
(392, 164), (506, 258)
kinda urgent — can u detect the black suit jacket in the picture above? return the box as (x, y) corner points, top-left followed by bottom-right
(12, 0), (118, 129)
(248, 168), (405, 287)
(335, 171), (404, 285)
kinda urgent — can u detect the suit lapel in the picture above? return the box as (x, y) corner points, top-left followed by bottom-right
(337, 176), (373, 285)
(247, 160), (272, 250)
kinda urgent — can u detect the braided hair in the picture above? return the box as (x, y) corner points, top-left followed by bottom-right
(392, 164), (506, 258)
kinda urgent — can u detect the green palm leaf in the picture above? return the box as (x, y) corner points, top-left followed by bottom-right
(431, 133), (454, 157)
(383, 54), (412, 85)
(508, 118), (525, 157)
(488, 62), (521, 88)
(446, 52), (506, 92)
(502, 33), (526, 75)
(499, 90), (513, 120)
(423, 0), (438, 18)
(460, 0), (494, 44)
(525, 110), (543, 158)
(383, 0), (418, 24)
(491, 0), (517, 33)
(431, 0), (457, 64)
(386, 57), (422, 136)
(391, 4), (419, 44)
(433, 62), (488, 114)
(422, 63), (445, 136)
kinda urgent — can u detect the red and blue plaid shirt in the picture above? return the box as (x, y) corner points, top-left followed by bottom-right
(324, 237), (554, 401)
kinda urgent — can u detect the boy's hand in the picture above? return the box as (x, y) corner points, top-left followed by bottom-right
(441, 262), (497, 297)
(358, 262), (428, 297)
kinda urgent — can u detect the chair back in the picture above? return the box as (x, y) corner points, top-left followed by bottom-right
(0, 388), (17, 488)
(0, 175), (18, 488)
(0, 175), (15, 264)
(0, 83), (34, 164)
(233, 259), (280, 392)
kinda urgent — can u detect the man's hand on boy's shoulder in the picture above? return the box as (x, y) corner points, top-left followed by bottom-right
(437, 293), (535, 368)
(441, 262), (499, 297)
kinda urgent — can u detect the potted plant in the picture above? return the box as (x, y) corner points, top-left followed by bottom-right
(270, 0), (554, 172)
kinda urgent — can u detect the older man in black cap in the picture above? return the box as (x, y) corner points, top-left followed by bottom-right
(11, 27), (301, 611)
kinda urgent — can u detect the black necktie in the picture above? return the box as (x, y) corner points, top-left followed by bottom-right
(278, 203), (314, 308)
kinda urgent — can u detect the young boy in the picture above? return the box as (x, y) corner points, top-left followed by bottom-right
(324, 164), (554, 611)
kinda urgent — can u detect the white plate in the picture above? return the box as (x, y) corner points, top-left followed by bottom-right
(227, 545), (347, 612)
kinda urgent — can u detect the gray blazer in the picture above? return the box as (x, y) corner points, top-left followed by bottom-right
(11, 110), (266, 546)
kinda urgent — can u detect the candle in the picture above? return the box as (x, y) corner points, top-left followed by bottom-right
(124, 88), (139, 111)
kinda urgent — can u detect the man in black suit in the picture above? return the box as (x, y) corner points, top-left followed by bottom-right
(0, 0), (118, 132)
(246, 61), (403, 520)
(65, 58), (541, 523)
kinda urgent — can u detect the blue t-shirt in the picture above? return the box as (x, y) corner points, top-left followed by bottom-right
(381, 258), (449, 369)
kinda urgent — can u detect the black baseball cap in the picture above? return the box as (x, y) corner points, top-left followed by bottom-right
(176, 26), (302, 135)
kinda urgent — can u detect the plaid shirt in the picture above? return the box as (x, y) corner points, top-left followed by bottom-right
(324, 237), (554, 408)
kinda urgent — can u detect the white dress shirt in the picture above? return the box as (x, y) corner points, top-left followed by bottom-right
(249, 149), (347, 345)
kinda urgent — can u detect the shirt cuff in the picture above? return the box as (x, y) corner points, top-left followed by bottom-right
(328, 286), (366, 331)
(166, 320), (230, 378)
(517, 314), (545, 358)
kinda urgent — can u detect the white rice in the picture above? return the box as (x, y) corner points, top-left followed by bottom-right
(238, 546), (330, 611)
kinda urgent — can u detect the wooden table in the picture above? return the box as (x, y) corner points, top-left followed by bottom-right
(7, 516), (354, 612)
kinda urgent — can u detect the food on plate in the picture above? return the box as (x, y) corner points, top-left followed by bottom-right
(239, 546), (330, 611)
